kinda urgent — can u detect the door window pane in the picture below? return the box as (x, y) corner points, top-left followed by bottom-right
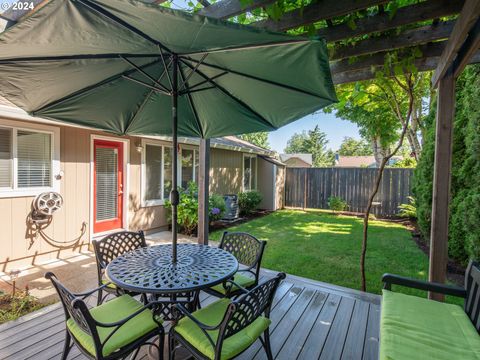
(17, 130), (51, 188)
(251, 157), (257, 190)
(194, 150), (199, 184)
(163, 147), (173, 199)
(95, 147), (118, 221)
(145, 144), (162, 202)
(0, 128), (12, 188)
(181, 149), (194, 189)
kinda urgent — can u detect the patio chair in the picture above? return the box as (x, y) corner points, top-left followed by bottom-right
(169, 272), (286, 360)
(205, 232), (266, 298)
(45, 272), (164, 360)
(92, 230), (147, 305)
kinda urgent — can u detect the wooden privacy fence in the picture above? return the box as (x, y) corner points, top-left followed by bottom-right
(284, 167), (414, 217)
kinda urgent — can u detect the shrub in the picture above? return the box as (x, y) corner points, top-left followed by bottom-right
(209, 193), (226, 222)
(165, 182), (227, 235)
(328, 196), (348, 212)
(398, 196), (417, 219)
(413, 64), (480, 265)
(238, 191), (262, 216)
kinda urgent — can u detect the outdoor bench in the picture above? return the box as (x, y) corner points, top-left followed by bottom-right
(380, 261), (480, 360)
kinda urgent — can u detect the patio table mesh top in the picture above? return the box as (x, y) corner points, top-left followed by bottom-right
(106, 243), (238, 294)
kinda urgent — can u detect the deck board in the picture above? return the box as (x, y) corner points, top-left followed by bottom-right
(0, 270), (380, 360)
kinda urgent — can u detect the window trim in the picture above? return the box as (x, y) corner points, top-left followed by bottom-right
(141, 139), (174, 207)
(180, 145), (198, 190)
(0, 119), (60, 198)
(242, 153), (258, 192)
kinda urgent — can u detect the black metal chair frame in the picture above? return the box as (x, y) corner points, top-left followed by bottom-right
(205, 232), (266, 298)
(382, 260), (480, 331)
(169, 272), (286, 360)
(45, 272), (165, 360)
(92, 230), (147, 305)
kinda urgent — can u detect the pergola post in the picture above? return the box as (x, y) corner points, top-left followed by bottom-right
(197, 138), (210, 245)
(428, 67), (455, 301)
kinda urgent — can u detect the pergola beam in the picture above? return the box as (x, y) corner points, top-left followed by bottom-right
(198, 0), (275, 19)
(252, 0), (387, 32)
(330, 42), (446, 75)
(432, 0), (480, 87)
(330, 21), (455, 61)
(453, 18), (480, 78)
(317, 0), (464, 43)
(332, 50), (480, 84)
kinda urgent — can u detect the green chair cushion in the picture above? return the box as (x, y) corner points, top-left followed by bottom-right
(67, 294), (161, 357)
(175, 298), (270, 360)
(101, 279), (117, 290)
(210, 273), (256, 295)
(380, 290), (480, 360)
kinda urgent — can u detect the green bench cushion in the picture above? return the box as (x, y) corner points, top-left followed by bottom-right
(380, 290), (480, 360)
(174, 297), (270, 360)
(67, 294), (161, 357)
(101, 279), (117, 290)
(209, 273), (256, 295)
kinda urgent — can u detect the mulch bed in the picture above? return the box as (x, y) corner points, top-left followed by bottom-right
(209, 210), (273, 232)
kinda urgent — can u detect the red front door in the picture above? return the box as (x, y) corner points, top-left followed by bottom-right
(93, 139), (124, 233)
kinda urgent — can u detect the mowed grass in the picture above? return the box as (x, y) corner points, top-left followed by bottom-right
(211, 209), (453, 301)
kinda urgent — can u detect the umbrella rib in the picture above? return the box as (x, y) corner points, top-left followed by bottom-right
(159, 46), (174, 91)
(180, 59), (276, 131)
(122, 75), (171, 96)
(77, 0), (173, 53)
(0, 54), (162, 63)
(178, 65), (204, 138)
(181, 56), (330, 101)
(32, 58), (163, 114)
(120, 55), (171, 94)
(124, 80), (161, 135)
(178, 53), (208, 93)
(180, 39), (311, 56)
(180, 71), (228, 94)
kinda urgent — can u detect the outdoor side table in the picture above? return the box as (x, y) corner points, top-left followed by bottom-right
(106, 243), (238, 319)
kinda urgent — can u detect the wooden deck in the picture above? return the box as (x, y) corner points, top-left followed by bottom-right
(0, 269), (380, 360)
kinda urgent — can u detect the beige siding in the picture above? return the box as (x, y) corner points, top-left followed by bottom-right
(257, 158), (274, 210)
(209, 148), (242, 195)
(0, 118), (278, 271)
(275, 165), (285, 209)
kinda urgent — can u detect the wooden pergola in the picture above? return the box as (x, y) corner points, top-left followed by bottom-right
(4, 0), (480, 299)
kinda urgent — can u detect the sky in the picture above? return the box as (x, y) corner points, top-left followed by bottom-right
(268, 111), (361, 153)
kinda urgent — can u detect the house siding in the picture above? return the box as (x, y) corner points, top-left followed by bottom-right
(0, 117), (275, 271)
(209, 148), (243, 195)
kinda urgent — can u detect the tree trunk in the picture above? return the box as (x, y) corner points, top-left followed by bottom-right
(361, 77), (414, 292)
(372, 138), (388, 167)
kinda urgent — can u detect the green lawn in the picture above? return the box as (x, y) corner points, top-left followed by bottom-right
(210, 209), (456, 302)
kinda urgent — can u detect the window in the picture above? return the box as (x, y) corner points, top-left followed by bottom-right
(142, 143), (202, 206)
(0, 123), (58, 197)
(243, 155), (257, 191)
(142, 143), (173, 206)
(181, 148), (199, 189)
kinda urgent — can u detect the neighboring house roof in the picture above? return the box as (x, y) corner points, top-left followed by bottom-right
(0, 95), (273, 156)
(335, 155), (402, 168)
(335, 156), (377, 168)
(280, 153), (313, 166)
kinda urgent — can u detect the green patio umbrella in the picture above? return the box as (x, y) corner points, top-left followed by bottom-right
(0, 0), (337, 262)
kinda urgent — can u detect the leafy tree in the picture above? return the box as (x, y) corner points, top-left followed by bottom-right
(284, 125), (335, 167)
(238, 132), (270, 149)
(414, 64), (480, 265)
(338, 137), (373, 156)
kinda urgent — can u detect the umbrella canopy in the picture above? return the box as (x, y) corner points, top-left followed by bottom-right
(0, 0), (337, 261)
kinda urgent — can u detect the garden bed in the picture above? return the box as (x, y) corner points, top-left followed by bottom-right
(0, 290), (46, 324)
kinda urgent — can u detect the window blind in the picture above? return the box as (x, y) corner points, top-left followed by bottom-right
(95, 147), (118, 221)
(0, 128), (12, 188)
(17, 130), (52, 188)
(181, 149), (194, 189)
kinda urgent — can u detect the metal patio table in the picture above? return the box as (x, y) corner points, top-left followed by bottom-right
(106, 243), (238, 319)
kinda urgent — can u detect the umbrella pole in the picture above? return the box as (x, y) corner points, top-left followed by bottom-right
(171, 54), (179, 264)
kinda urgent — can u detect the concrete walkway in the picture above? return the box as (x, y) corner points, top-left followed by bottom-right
(0, 231), (198, 303)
